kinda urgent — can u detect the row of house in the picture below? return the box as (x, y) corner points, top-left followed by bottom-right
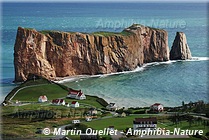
(38, 88), (86, 103)
(51, 99), (80, 108)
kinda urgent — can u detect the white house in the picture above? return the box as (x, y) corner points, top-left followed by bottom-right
(65, 103), (70, 107)
(85, 117), (92, 122)
(38, 95), (48, 103)
(76, 92), (86, 100)
(72, 120), (80, 124)
(150, 103), (164, 112)
(88, 108), (97, 116)
(71, 101), (79, 108)
(106, 103), (118, 111)
(67, 89), (86, 100)
(52, 99), (65, 106)
(133, 117), (157, 131)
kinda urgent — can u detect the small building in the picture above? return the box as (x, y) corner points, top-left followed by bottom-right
(119, 112), (126, 117)
(52, 99), (65, 106)
(133, 117), (157, 130)
(88, 108), (97, 116)
(71, 101), (79, 108)
(67, 89), (86, 100)
(38, 95), (48, 103)
(72, 120), (80, 124)
(85, 117), (92, 122)
(150, 103), (164, 112)
(106, 103), (118, 111)
(76, 92), (86, 100)
(65, 103), (70, 107)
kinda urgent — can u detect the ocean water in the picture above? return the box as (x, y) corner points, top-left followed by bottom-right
(1, 2), (208, 107)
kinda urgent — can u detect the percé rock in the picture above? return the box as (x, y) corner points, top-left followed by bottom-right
(14, 24), (170, 82)
(170, 32), (192, 60)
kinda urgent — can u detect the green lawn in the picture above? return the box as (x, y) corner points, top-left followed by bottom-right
(158, 120), (209, 135)
(12, 82), (106, 109)
(65, 96), (104, 108)
(83, 115), (147, 130)
(83, 115), (209, 135)
(12, 84), (68, 101)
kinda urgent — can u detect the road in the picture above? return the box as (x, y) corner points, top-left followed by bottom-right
(9, 83), (50, 101)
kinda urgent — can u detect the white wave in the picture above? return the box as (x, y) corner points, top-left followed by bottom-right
(54, 56), (208, 83)
(190, 57), (209, 61)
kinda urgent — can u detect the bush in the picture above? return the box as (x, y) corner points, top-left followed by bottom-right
(134, 110), (145, 114)
(206, 132), (209, 136)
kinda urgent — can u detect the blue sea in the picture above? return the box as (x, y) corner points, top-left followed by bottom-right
(1, 2), (208, 107)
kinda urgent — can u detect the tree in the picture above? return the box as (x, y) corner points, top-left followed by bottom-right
(182, 101), (185, 107)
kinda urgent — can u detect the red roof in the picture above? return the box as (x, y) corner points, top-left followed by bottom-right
(77, 92), (83, 97)
(39, 95), (47, 100)
(71, 101), (78, 104)
(68, 89), (82, 95)
(60, 99), (64, 103)
(52, 99), (59, 103)
(52, 99), (64, 104)
(151, 103), (162, 106)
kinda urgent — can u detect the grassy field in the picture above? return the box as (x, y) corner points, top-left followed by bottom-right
(1, 116), (74, 139)
(92, 30), (133, 37)
(12, 84), (68, 101)
(65, 96), (105, 108)
(12, 84), (105, 108)
(83, 115), (209, 135)
(83, 115), (147, 130)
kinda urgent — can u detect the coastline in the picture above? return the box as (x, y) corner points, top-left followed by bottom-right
(54, 56), (209, 84)
(53, 56), (209, 108)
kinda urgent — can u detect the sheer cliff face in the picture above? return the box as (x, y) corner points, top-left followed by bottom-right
(170, 32), (192, 60)
(14, 25), (169, 82)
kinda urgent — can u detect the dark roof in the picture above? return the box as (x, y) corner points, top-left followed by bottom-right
(151, 103), (162, 106)
(69, 89), (82, 95)
(71, 101), (78, 104)
(52, 99), (64, 103)
(77, 92), (84, 97)
(52, 99), (59, 103)
(60, 99), (64, 103)
(133, 117), (157, 124)
(109, 103), (115, 106)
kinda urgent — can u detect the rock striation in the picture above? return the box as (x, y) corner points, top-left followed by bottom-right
(170, 32), (192, 60)
(14, 24), (170, 82)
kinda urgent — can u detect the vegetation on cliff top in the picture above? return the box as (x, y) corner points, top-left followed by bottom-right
(24, 24), (162, 37)
(92, 30), (133, 37)
(39, 28), (134, 37)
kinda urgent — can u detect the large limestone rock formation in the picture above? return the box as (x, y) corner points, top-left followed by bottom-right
(170, 32), (192, 60)
(14, 24), (170, 82)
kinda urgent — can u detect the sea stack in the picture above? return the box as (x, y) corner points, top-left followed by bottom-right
(170, 32), (192, 60)
(14, 24), (170, 82)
